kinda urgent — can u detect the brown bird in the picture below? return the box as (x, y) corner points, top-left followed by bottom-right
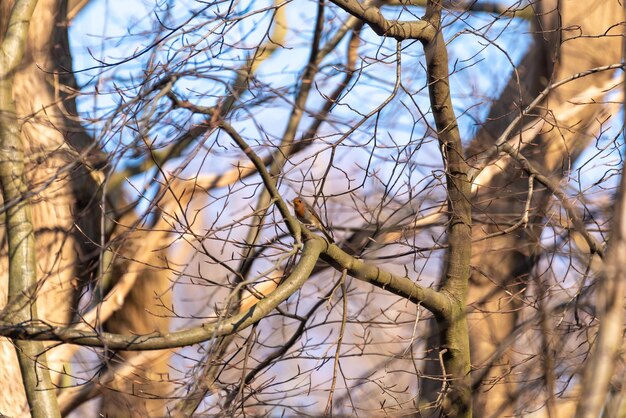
(292, 196), (334, 242)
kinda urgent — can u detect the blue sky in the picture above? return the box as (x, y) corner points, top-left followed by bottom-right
(69, 0), (532, 152)
(64, 2), (626, 414)
(68, 0), (624, 267)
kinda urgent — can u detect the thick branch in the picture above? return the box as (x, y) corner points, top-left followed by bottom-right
(330, 0), (435, 41)
(222, 117), (450, 316)
(419, 0), (472, 416)
(0, 227), (464, 351)
(0, 240), (324, 350)
(320, 233), (448, 316)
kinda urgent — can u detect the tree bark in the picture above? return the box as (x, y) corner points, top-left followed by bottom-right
(0, 0), (100, 414)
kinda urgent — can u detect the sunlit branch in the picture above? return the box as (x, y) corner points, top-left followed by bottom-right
(329, 0), (436, 41)
(0, 239), (324, 350)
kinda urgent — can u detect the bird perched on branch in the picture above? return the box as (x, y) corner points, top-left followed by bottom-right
(292, 196), (334, 243)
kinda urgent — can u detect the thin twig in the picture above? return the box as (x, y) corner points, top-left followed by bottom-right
(324, 270), (348, 416)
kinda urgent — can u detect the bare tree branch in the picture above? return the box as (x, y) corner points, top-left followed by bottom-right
(330, 0), (435, 40)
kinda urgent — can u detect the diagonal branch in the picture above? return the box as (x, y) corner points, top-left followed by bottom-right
(0, 239), (324, 350)
(330, 0), (435, 40)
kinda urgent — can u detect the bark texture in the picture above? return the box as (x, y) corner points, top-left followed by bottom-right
(0, 0), (99, 415)
(422, 1), (473, 415)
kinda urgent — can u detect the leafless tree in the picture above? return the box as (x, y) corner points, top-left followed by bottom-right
(0, 0), (624, 417)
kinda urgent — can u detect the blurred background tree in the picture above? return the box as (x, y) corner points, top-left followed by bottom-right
(0, 0), (624, 417)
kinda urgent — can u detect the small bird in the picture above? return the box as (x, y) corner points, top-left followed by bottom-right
(292, 196), (334, 242)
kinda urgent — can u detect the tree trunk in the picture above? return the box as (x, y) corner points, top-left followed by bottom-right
(466, 1), (623, 417)
(0, 0), (100, 414)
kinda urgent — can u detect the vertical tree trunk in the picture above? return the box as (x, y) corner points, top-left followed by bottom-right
(0, 0), (100, 414)
(466, 1), (623, 416)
